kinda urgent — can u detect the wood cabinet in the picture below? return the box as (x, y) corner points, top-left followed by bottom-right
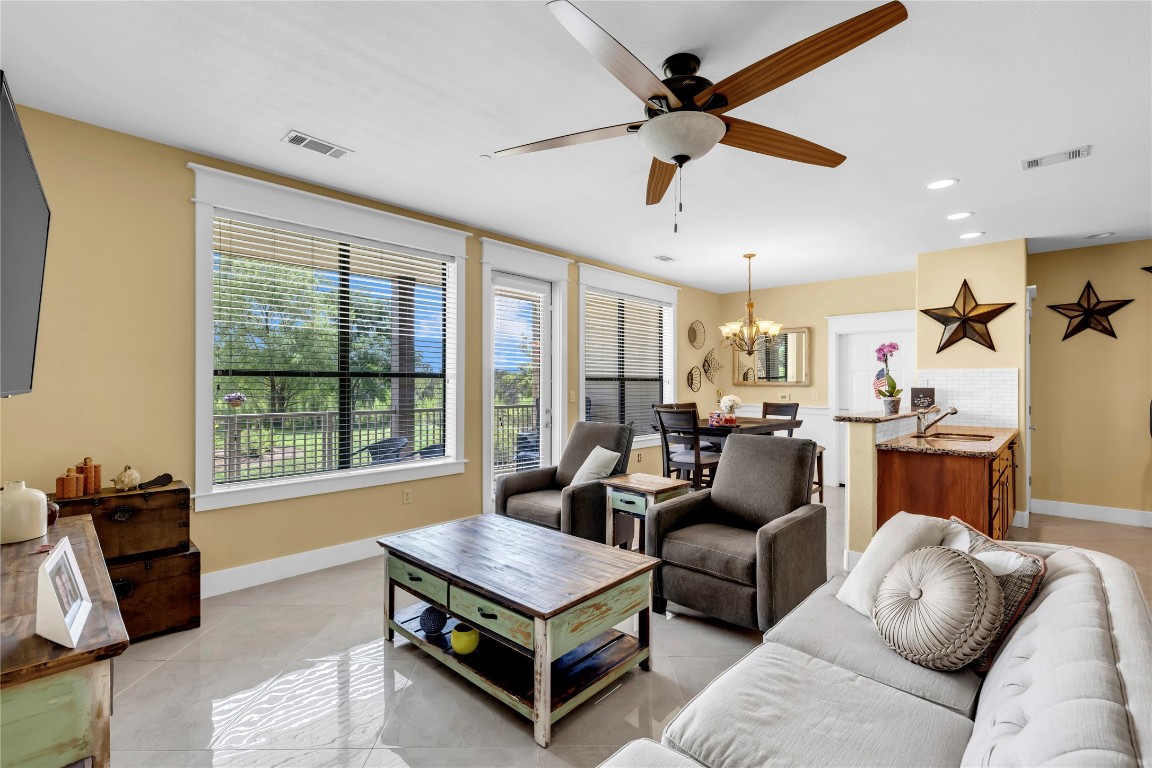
(1, 516), (129, 768)
(877, 440), (1017, 537)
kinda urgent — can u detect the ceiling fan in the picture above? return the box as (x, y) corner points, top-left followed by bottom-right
(494, 0), (908, 206)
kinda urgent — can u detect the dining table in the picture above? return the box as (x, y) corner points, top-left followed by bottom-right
(650, 415), (804, 447)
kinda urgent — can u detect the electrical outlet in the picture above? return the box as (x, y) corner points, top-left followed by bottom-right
(811, 391), (819, 401)
(636, 451), (642, 464)
(402, 489), (412, 505)
(569, 390), (576, 403)
(778, 394), (790, 401)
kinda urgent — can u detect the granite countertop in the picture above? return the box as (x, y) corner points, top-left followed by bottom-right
(877, 426), (1019, 458)
(832, 410), (919, 423)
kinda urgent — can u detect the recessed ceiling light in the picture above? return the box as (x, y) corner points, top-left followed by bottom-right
(1084, 232), (1115, 239)
(946, 212), (974, 220)
(926, 178), (958, 190)
(959, 232), (984, 239)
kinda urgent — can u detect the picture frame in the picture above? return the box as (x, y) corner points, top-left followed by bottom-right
(36, 536), (92, 648)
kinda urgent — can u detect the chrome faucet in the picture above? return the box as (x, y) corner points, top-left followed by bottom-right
(915, 405), (958, 437)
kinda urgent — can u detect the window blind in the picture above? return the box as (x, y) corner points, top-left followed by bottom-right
(583, 291), (667, 428)
(212, 216), (454, 484)
(492, 284), (545, 481)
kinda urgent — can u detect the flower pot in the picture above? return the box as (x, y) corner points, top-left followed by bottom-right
(882, 397), (902, 415)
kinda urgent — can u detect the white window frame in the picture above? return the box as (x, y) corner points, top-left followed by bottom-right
(578, 264), (677, 449)
(190, 164), (469, 511)
(480, 239), (571, 512)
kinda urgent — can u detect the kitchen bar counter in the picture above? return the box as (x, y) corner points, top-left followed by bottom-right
(877, 426), (1019, 459)
(832, 410), (918, 423)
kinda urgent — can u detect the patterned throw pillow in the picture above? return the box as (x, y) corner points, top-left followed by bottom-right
(943, 517), (1047, 671)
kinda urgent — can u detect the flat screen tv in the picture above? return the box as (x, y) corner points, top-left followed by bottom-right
(1, 70), (51, 397)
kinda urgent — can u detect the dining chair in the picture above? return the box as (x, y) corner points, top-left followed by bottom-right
(653, 406), (720, 490)
(761, 401), (824, 502)
(654, 402), (718, 451)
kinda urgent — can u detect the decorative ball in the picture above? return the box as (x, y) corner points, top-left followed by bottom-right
(450, 623), (480, 655)
(419, 606), (448, 636)
(873, 546), (1004, 671)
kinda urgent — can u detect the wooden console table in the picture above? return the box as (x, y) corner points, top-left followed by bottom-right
(1, 515), (129, 768)
(378, 515), (658, 747)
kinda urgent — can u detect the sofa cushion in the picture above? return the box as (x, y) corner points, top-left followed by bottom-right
(874, 546), (1004, 671)
(600, 739), (705, 767)
(962, 548), (1151, 768)
(766, 576), (983, 717)
(662, 523), (757, 586)
(663, 642), (973, 768)
(944, 518), (1046, 671)
(504, 490), (561, 529)
(836, 511), (951, 617)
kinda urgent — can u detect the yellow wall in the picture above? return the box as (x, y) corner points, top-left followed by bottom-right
(715, 271), (916, 407)
(0, 108), (711, 573)
(1028, 240), (1152, 513)
(917, 239), (1029, 509)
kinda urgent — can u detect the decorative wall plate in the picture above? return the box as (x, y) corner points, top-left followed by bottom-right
(920, 280), (1015, 352)
(1047, 281), (1133, 340)
(702, 349), (721, 383)
(688, 320), (706, 349)
(687, 366), (702, 392)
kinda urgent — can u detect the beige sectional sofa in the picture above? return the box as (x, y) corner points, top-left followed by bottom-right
(602, 542), (1151, 768)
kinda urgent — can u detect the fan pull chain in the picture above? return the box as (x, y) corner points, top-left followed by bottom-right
(673, 165), (684, 233)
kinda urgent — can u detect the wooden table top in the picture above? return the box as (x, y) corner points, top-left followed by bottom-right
(1, 515), (129, 688)
(377, 515), (659, 619)
(600, 473), (690, 494)
(696, 416), (803, 435)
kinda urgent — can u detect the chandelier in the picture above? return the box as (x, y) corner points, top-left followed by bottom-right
(720, 253), (782, 356)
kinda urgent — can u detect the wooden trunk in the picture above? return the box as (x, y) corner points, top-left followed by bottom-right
(106, 544), (201, 641)
(52, 482), (190, 561)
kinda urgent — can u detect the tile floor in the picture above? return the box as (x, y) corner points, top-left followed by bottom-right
(109, 488), (1149, 767)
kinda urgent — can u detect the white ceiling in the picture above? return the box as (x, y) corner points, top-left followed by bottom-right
(2, 1), (1149, 293)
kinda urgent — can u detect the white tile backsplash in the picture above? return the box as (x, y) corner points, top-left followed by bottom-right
(913, 368), (1019, 428)
(876, 417), (918, 442)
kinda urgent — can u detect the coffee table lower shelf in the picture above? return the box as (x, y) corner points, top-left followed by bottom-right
(390, 602), (647, 727)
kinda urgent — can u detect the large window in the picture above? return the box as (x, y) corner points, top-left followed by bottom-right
(579, 265), (675, 443)
(212, 217), (451, 484)
(192, 165), (466, 510)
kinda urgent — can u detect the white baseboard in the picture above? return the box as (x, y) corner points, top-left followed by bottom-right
(1012, 510), (1028, 527)
(1031, 499), (1152, 529)
(843, 549), (863, 571)
(201, 536), (384, 598)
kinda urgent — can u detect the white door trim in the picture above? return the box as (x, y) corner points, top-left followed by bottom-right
(1021, 285), (1037, 527)
(827, 310), (917, 485)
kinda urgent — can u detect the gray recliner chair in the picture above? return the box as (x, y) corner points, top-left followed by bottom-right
(494, 421), (634, 544)
(646, 434), (827, 631)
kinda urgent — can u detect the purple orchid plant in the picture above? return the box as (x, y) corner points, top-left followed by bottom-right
(874, 342), (903, 398)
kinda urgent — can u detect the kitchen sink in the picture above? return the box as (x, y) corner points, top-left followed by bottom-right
(923, 432), (994, 441)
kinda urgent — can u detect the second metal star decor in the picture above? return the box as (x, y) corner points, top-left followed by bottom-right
(1047, 281), (1134, 340)
(920, 280), (1015, 353)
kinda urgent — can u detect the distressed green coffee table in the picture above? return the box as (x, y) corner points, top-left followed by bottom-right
(378, 514), (658, 747)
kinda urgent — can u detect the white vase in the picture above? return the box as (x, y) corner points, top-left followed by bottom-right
(1, 480), (48, 544)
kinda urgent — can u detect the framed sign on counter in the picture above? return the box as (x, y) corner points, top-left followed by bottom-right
(36, 536), (92, 648)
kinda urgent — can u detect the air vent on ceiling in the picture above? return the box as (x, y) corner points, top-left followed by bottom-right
(653, 254), (676, 263)
(1021, 145), (1090, 171)
(282, 130), (353, 159)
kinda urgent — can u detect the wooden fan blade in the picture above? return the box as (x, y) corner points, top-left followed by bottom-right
(695, 1), (907, 112)
(720, 117), (845, 167)
(493, 121), (642, 157)
(646, 158), (677, 205)
(548, 0), (682, 110)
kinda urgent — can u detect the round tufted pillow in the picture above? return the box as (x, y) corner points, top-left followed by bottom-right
(873, 546), (1004, 671)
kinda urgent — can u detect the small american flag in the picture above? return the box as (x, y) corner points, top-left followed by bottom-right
(873, 368), (887, 398)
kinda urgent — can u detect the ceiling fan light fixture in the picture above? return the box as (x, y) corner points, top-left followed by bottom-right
(637, 112), (726, 165)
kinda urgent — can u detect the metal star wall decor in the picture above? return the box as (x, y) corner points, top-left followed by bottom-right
(1047, 281), (1134, 340)
(1143, 266), (1151, 273)
(920, 280), (1015, 353)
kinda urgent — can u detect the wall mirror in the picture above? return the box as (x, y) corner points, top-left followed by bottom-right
(732, 327), (811, 386)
